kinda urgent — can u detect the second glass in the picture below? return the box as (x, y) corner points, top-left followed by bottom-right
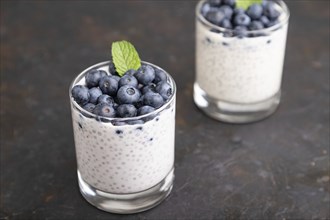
(194, 0), (290, 123)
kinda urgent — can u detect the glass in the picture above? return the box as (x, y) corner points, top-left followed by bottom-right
(69, 61), (176, 214)
(194, 0), (290, 123)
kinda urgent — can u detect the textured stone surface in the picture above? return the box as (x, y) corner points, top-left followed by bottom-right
(1, 1), (329, 219)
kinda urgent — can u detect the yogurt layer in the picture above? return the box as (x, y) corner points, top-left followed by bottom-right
(196, 18), (288, 103)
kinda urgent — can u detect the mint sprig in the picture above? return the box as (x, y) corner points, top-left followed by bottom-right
(111, 40), (141, 76)
(236, 0), (262, 10)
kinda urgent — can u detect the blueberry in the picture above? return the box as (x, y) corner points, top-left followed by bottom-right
(234, 26), (248, 38)
(117, 85), (141, 104)
(207, 0), (222, 7)
(108, 62), (117, 75)
(71, 85), (90, 105)
(234, 13), (251, 26)
(85, 69), (107, 88)
(249, 20), (264, 30)
(219, 5), (233, 19)
(234, 8), (244, 15)
(88, 87), (102, 104)
(97, 94), (114, 105)
(205, 10), (226, 25)
(137, 105), (155, 116)
(219, 19), (233, 29)
(142, 83), (157, 94)
(223, 0), (235, 8)
(135, 65), (155, 85)
(83, 103), (96, 113)
(246, 3), (263, 20)
(153, 69), (167, 84)
(143, 92), (164, 108)
(93, 103), (116, 117)
(118, 75), (138, 88)
(156, 82), (172, 100)
(99, 75), (118, 96)
(263, 1), (280, 20)
(117, 104), (137, 118)
(260, 15), (270, 26)
(124, 69), (137, 76)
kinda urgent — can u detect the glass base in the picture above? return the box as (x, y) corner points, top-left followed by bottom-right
(193, 83), (280, 123)
(77, 169), (174, 214)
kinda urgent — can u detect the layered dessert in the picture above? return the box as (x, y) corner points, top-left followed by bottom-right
(194, 0), (289, 122)
(70, 41), (176, 196)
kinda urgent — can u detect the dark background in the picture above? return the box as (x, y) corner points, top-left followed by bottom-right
(1, 1), (329, 219)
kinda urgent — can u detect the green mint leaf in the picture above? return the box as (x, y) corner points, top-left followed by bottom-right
(236, 0), (262, 10)
(111, 40), (141, 76)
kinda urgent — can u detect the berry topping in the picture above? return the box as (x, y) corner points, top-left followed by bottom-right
(93, 103), (116, 117)
(138, 105), (156, 116)
(83, 103), (96, 113)
(72, 85), (90, 105)
(142, 83), (157, 94)
(97, 94), (114, 105)
(233, 13), (251, 26)
(143, 92), (164, 108)
(99, 75), (119, 96)
(117, 104), (137, 118)
(156, 82), (172, 100)
(118, 74), (138, 88)
(246, 3), (263, 20)
(154, 69), (167, 84)
(88, 87), (102, 104)
(117, 85), (141, 104)
(135, 65), (155, 85)
(85, 69), (107, 88)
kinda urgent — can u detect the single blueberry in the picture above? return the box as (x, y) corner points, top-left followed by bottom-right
(83, 103), (96, 113)
(99, 75), (118, 96)
(223, 0), (235, 8)
(124, 69), (137, 76)
(118, 75), (138, 88)
(135, 65), (155, 85)
(207, 0), (222, 7)
(233, 13), (251, 26)
(249, 20), (264, 30)
(156, 82), (172, 100)
(153, 69), (167, 84)
(108, 62), (117, 75)
(143, 92), (164, 109)
(85, 69), (107, 88)
(260, 15), (270, 26)
(111, 75), (120, 82)
(205, 10), (226, 25)
(246, 3), (263, 20)
(219, 5), (233, 19)
(71, 85), (90, 105)
(93, 103), (116, 117)
(88, 87), (102, 104)
(117, 85), (141, 104)
(117, 104), (137, 118)
(97, 94), (114, 105)
(201, 3), (212, 16)
(234, 26), (248, 38)
(219, 19), (233, 29)
(142, 83), (157, 94)
(137, 105), (155, 116)
(263, 1), (280, 20)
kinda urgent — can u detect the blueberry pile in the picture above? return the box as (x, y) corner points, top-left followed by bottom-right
(201, 0), (282, 37)
(71, 62), (172, 121)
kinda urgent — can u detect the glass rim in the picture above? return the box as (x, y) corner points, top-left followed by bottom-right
(69, 60), (176, 122)
(196, 0), (290, 35)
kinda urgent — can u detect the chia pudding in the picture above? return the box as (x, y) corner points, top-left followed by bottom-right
(69, 41), (176, 213)
(194, 0), (290, 122)
(71, 62), (175, 194)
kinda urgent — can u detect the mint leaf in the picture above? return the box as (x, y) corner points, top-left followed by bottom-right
(111, 40), (141, 76)
(236, 0), (262, 10)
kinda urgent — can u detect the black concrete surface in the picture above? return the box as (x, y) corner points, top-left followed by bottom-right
(1, 1), (329, 219)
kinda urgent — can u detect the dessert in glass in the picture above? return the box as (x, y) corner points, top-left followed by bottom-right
(194, 0), (290, 123)
(69, 41), (176, 213)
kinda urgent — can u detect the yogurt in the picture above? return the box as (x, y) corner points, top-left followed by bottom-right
(70, 62), (176, 194)
(195, 2), (289, 104)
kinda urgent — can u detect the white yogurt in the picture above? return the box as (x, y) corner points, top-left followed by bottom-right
(70, 63), (176, 194)
(196, 8), (288, 103)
